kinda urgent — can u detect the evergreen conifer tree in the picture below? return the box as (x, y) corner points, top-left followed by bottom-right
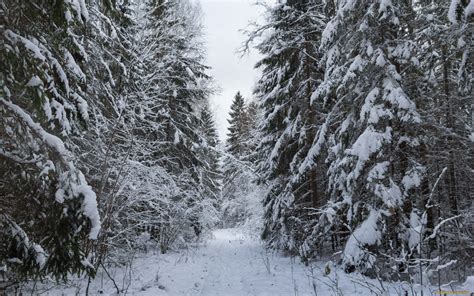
(226, 92), (248, 157)
(248, 0), (327, 253)
(1, 0), (101, 281)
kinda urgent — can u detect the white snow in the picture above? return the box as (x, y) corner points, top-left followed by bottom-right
(434, 260), (458, 272)
(30, 228), (435, 295)
(463, 276), (474, 291)
(373, 181), (403, 207)
(64, 50), (86, 81)
(65, 0), (89, 21)
(0, 98), (100, 240)
(448, 0), (460, 24)
(360, 87), (380, 122)
(366, 42), (374, 56)
(268, 125), (291, 166)
(174, 130), (180, 144)
(26, 76), (43, 87)
(65, 10), (73, 23)
(428, 215), (462, 240)
(100, 58), (116, 87)
(39, 160), (56, 177)
(465, 0), (474, 18)
(347, 126), (392, 180)
(43, 98), (53, 120)
(4, 30), (46, 62)
(77, 0), (89, 21)
(186, 67), (196, 79)
(408, 210), (424, 249)
(72, 93), (90, 121)
(297, 121), (327, 175)
(378, 0), (393, 15)
(343, 210), (381, 267)
(375, 51), (386, 67)
(342, 55), (365, 84)
(367, 161), (389, 182)
(0, 98), (67, 155)
(51, 57), (71, 95)
(72, 36), (89, 62)
(32, 244), (47, 269)
(383, 78), (420, 123)
(402, 167), (422, 190)
(55, 188), (66, 203)
(73, 172), (101, 240)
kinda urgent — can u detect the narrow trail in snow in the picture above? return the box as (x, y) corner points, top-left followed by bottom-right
(124, 228), (406, 295)
(196, 229), (282, 295)
(39, 228), (434, 295)
(135, 228), (322, 296)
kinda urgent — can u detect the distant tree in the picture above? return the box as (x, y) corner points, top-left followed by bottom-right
(241, 101), (260, 162)
(222, 92), (262, 227)
(226, 92), (248, 157)
(198, 107), (223, 214)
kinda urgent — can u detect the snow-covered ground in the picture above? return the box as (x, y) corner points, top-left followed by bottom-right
(29, 229), (471, 295)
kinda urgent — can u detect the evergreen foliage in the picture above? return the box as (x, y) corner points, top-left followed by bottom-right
(222, 93), (262, 227)
(0, 0), (472, 289)
(0, 0), (222, 284)
(248, 0), (473, 282)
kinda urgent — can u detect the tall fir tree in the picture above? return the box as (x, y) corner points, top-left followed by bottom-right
(306, 0), (425, 275)
(139, 0), (219, 243)
(248, 0), (327, 253)
(222, 94), (262, 227)
(249, 0), (472, 281)
(409, 0), (473, 281)
(226, 92), (248, 157)
(197, 106), (223, 217)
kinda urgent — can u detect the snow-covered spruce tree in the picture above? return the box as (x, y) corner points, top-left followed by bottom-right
(82, 0), (221, 256)
(83, 0), (183, 256)
(241, 100), (260, 163)
(221, 92), (250, 227)
(308, 0), (427, 276)
(1, 0), (101, 281)
(247, 0), (326, 253)
(408, 0), (473, 283)
(226, 92), (248, 156)
(68, 1), (139, 264)
(221, 94), (261, 227)
(1, 0), (219, 284)
(131, 0), (219, 245)
(198, 107), (222, 213)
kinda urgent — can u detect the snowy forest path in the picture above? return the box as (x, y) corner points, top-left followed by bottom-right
(131, 228), (322, 295)
(35, 228), (440, 295)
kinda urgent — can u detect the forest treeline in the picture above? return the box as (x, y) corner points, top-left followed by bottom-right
(0, 0), (472, 290)
(1, 0), (221, 284)
(240, 0), (473, 284)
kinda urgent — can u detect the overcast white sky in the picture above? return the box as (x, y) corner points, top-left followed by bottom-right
(199, 0), (264, 140)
